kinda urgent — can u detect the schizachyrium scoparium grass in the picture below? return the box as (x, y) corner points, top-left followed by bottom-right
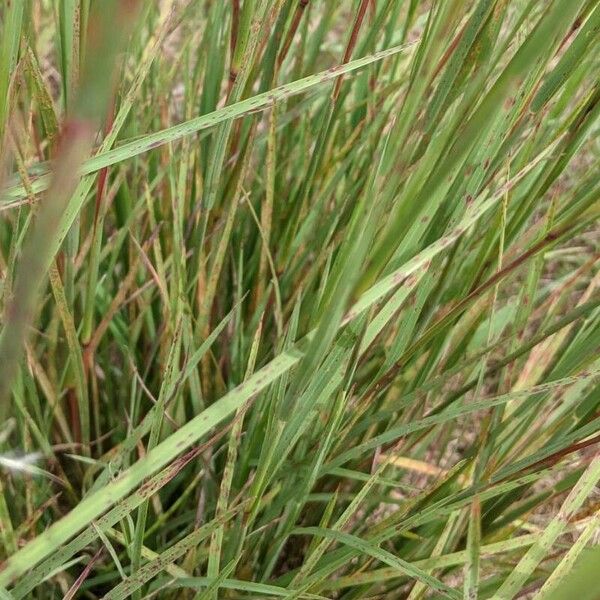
(0, 1), (599, 598)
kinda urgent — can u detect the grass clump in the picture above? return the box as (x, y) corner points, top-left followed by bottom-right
(0, 0), (599, 598)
